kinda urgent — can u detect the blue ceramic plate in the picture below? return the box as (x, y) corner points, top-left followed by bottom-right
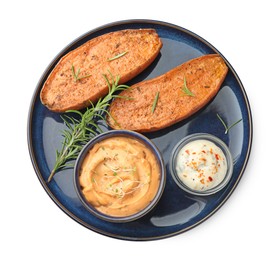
(28, 20), (252, 240)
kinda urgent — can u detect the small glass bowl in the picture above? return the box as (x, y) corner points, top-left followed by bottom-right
(74, 130), (166, 223)
(169, 133), (233, 196)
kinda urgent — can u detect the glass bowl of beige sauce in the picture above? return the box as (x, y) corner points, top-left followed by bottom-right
(170, 133), (233, 196)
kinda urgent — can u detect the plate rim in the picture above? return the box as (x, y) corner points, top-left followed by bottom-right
(27, 18), (253, 241)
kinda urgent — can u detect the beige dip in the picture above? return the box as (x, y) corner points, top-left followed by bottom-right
(79, 136), (160, 217)
(176, 139), (227, 191)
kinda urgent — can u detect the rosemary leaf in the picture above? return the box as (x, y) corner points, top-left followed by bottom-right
(182, 76), (195, 97)
(71, 64), (92, 82)
(108, 51), (128, 61)
(47, 72), (130, 183)
(217, 113), (243, 134)
(226, 118), (243, 133)
(151, 92), (160, 114)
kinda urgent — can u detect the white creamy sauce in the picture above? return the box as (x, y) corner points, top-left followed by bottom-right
(176, 139), (227, 191)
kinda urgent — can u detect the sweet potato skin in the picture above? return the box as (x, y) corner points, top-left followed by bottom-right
(107, 54), (228, 132)
(40, 29), (162, 112)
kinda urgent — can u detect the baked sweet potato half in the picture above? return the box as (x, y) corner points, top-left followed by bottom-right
(40, 29), (162, 112)
(107, 54), (228, 132)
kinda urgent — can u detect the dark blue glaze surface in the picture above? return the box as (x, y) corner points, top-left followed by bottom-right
(27, 20), (252, 240)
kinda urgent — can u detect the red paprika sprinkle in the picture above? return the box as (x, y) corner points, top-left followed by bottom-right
(215, 153), (220, 160)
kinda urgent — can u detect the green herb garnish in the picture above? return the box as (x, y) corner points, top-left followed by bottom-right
(47, 72), (129, 182)
(71, 64), (92, 82)
(108, 51), (128, 61)
(217, 113), (243, 134)
(151, 91), (160, 114)
(182, 76), (195, 97)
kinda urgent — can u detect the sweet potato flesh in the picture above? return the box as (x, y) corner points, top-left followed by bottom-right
(40, 29), (162, 112)
(107, 54), (228, 132)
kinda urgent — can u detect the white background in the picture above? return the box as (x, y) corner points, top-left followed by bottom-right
(1, 0), (278, 259)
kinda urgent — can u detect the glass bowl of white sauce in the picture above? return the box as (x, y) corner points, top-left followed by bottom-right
(170, 133), (233, 196)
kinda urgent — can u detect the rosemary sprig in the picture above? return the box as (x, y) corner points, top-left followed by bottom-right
(108, 51), (128, 61)
(151, 92), (160, 114)
(217, 113), (243, 134)
(182, 76), (195, 97)
(71, 64), (92, 82)
(47, 72), (129, 183)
